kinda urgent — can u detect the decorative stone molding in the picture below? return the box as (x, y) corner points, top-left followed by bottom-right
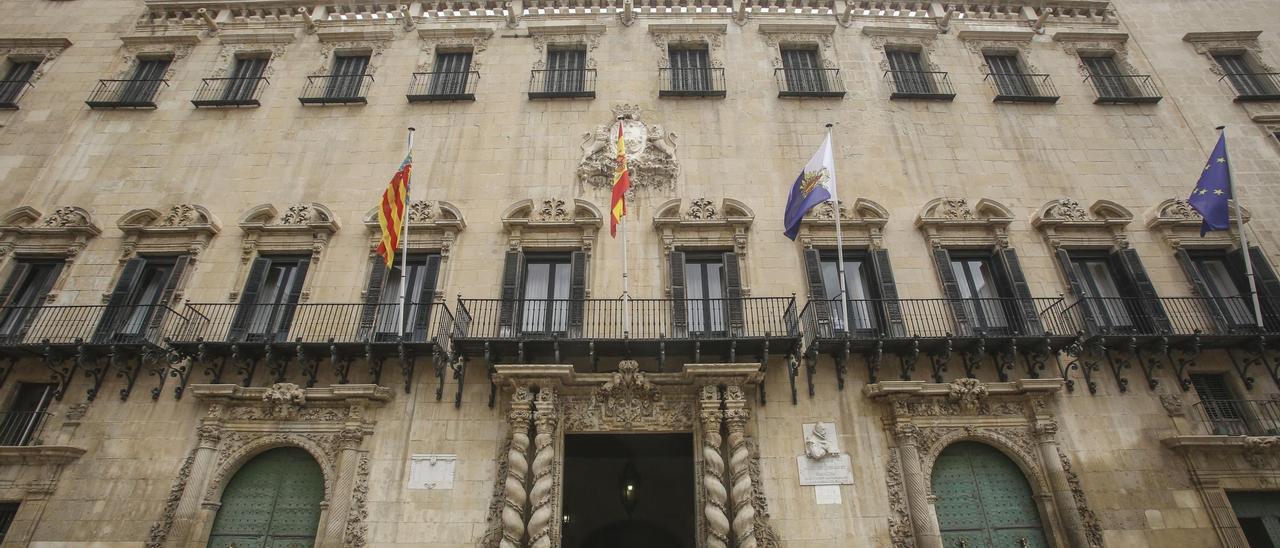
(209, 31), (293, 78)
(0, 37), (72, 84)
(759, 23), (838, 69)
(648, 23), (727, 69)
(1145, 197), (1249, 249)
(578, 104), (679, 193)
(501, 198), (601, 256)
(1164, 433), (1280, 545)
(915, 197), (1013, 249)
(1052, 31), (1139, 77)
(863, 26), (941, 72)
(234, 203), (339, 301)
(117, 204), (222, 261)
(1182, 31), (1275, 76)
(957, 28), (1042, 74)
(416, 26), (494, 71)
(654, 198), (754, 294)
(0, 206), (101, 277)
(149, 383), (390, 548)
(117, 32), (200, 80)
(1031, 198), (1133, 249)
(313, 28), (393, 76)
(795, 198), (889, 249)
(528, 23), (605, 70)
(1159, 392), (1185, 417)
(361, 200), (464, 301)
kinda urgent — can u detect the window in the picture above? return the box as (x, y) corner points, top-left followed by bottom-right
(669, 251), (743, 337)
(1191, 373), (1245, 435)
(1083, 55), (1136, 99)
(950, 256), (1010, 332)
(208, 447), (324, 547)
(223, 56), (267, 102)
(985, 53), (1033, 97)
(931, 442), (1048, 548)
(1214, 53), (1277, 98)
(521, 254), (573, 335)
(0, 502), (16, 541)
(0, 383), (55, 446)
(1228, 492), (1280, 548)
(325, 54), (369, 99)
(0, 260), (62, 342)
(668, 46), (711, 92)
(228, 256), (309, 342)
(887, 50), (932, 94)
(544, 48), (587, 94)
(1193, 256), (1255, 327)
(121, 58), (170, 104)
(1069, 257), (1134, 329)
(93, 256), (188, 344)
(363, 255), (441, 342)
(0, 59), (39, 106)
(781, 47), (828, 93)
(820, 253), (875, 331)
(685, 255), (728, 335)
(429, 51), (472, 96)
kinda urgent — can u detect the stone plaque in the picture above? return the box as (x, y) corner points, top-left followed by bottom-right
(797, 422), (854, 486)
(408, 454), (456, 490)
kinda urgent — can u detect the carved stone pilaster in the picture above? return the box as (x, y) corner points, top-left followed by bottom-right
(1035, 423), (1094, 548)
(894, 421), (943, 548)
(724, 385), (756, 548)
(500, 388), (532, 548)
(699, 385), (730, 548)
(528, 388), (559, 548)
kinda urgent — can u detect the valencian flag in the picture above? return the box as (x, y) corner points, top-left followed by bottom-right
(1188, 134), (1232, 236)
(610, 122), (630, 238)
(375, 153), (413, 267)
(782, 133), (836, 240)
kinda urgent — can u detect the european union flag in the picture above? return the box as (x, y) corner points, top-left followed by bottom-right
(1188, 134), (1233, 237)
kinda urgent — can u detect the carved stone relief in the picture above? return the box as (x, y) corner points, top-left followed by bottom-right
(577, 105), (679, 193)
(761, 30), (837, 69)
(650, 26), (726, 69)
(0, 38), (71, 84)
(117, 35), (198, 80)
(1058, 448), (1105, 548)
(315, 39), (389, 76)
(532, 30), (602, 70)
(916, 197), (1014, 249)
(117, 204), (221, 261)
(210, 41), (289, 78)
(0, 206), (102, 268)
(417, 28), (493, 71)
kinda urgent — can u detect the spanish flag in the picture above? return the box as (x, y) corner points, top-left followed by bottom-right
(610, 123), (630, 238)
(375, 154), (412, 268)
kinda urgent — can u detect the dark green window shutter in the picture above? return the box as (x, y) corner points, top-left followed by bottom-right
(933, 247), (971, 335)
(1175, 248), (1228, 333)
(93, 257), (146, 343)
(995, 248), (1044, 335)
(1112, 248), (1171, 333)
(228, 257), (271, 342)
(497, 250), (523, 335)
(802, 249), (832, 334)
(932, 442), (1048, 548)
(669, 251), (687, 336)
(1055, 248), (1099, 334)
(1248, 246), (1280, 326)
(208, 447), (324, 548)
(357, 258), (387, 342)
(412, 255), (442, 340)
(142, 255), (190, 335)
(722, 252), (744, 333)
(271, 259), (310, 341)
(0, 263), (31, 307)
(568, 251), (587, 336)
(869, 249), (905, 338)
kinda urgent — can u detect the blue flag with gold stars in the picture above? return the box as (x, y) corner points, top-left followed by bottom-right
(1188, 133), (1232, 236)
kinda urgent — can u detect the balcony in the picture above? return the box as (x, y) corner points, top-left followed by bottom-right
(800, 296), (1076, 350)
(658, 68), (726, 98)
(192, 77), (269, 107)
(298, 74), (373, 105)
(984, 72), (1060, 103)
(0, 411), (51, 447)
(0, 304), (181, 349)
(407, 71), (479, 102)
(85, 79), (168, 109)
(1060, 296), (1280, 343)
(884, 70), (956, 101)
(528, 69), (596, 99)
(0, 79), (34, 109)
(1220, 72), (1280, 102)
(1192, 399), (1280, 436)
(1085, 74), (1162, 104)
(775, 68), (846, 98)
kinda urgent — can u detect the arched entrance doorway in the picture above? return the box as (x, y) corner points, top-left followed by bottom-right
(207, 446), (324, 547)
(931, 441), (1048, 548)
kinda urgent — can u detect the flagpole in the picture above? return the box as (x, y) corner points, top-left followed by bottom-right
(1219, 126), (1264, 328)
(619, 116), (631, 338)
(825, 123), (851, 332)
(398, 127), (415, 338)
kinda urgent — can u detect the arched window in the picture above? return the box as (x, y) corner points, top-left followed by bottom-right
(208, 447), (324, 547)
(931, 442), (1047, 548)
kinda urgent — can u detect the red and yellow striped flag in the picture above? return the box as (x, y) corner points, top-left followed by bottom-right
(375, 154), (412, 268)
(609, 123), (630, 238)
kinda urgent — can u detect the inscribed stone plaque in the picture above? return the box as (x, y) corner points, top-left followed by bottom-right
(408, 454), (457, 490)
(797, 454), (855, 485)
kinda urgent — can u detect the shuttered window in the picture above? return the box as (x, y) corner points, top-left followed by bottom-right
(985, 53), (1033, 97)
(669, 46), (711, 92)
(228, 256), (309, 342)
(430, 51), (472, 96)
(933, 442), (1048, 548)
(1191, 373), (1246, 435)
(1193, 256), (1255, 326)
(781, 48), (828, 93)
(0, 502), (16, 541)
(1070, 257), (1133, 329)
(121, 58), (170, 103)
(1083, 55), (1135, 98)
(887, 50), (932, 94)
(545, 49), (586, 93)
(950, 256), (1010, 332)
(326, 54), (369, 99)
(1215, 53), (1276, 97)
(0, 59), (39, 104)
(0, 383), (55, 446)
(208, 447), (324, 548)
(521, 254), (574, 334)
(0, 260), (62, 342)
(363, 255), (442, 342)
(819, 254), (874, 331)
(1228, 492), (1280, 548)
(92, 256), (189, 344)
(223, 56), (267, 101)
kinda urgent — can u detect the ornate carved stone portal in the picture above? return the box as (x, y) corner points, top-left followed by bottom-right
(483, 361), (778, 548)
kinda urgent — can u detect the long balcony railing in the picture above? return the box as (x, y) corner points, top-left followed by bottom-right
(658, 67), (726, 97)
(528, 69), (596, 99)
(407, 71), (479, 102)
(985, 72), (1059, 103)
(298, 74), (373, 105)
(1220, 72), (1280, 102)
(1085, 74), (1162, 104)
(884, 70), (956, 100)
(0, 411), (51, 447)
(85, 79), (169, 109)
(1192, 399), (1280, 436)
(1059, 296), (1280, 338)
(0, 79), (34, 109)
(0, 304), (183, 347)
(164, 302), (456, 349)
(800, 297), (1074, 345)
(775, 68), (846, 98)
(192, 77), (269, 107)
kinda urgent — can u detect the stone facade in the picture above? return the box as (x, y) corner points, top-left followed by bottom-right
(0, 0), (1277, 547)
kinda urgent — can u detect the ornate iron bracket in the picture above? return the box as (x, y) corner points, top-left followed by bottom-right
(329, 340), (350, 384)
(364, 342), (386, 386)
(264, 344), (289, 384)
(1103, 337), (1137, 393)
(231, 344), (258, 387)
(110, 346), (141, 401)
(294, 344), (320, 388)
(1241, 336), (1275, 391)
(758, 339), (771, 405)
(81, 343), (108, 402)
(899, 337), (920, 381)
(929, 338), (953, 383)
(1022, 338), (1052, 379)
(995, 340), (1017, 382)
(1072, 336), (1104, 395)
(483, 342), (496, 407)
(0, 357), (14, 392)
(146, 347), (176, 400)
(1134, 337), (1167, 391)
(835, 338), (850, 391)
(452, 354), (465, 409)
(961, 335), (985, 378)
(1227, 347), (1257, 391)
(788, 352), (799, 405)
(865, 340), (883, 385)
(805, 340), (818, 398)
(397, 341), (415, 395)
(1167, 334), (1200, 391)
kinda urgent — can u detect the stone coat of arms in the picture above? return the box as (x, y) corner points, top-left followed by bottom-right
(577, 104), (679, 192)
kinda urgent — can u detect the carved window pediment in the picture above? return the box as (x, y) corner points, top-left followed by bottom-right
(118, 204), (222, 261)
(362, 199), (465, 252)
(209, 31), (294, 79)
(1031, 198), (1132, 249)
(529, 23), (605, 70)
(233, 203), (338, 301)
(416, 26), (493, 71)
(117, 32), (199, 80)
(759, 23), (838, 69)
(502, 198), (601, 253)
(654, 198), (754, 277)
(0, 37), (72, 85)
(0, 206), (102, 264)
(916, 197), (1013, 248)
(796, 198), (889, 249)
(649, 23), (726, 69)
(1146, 197), (1249, 249)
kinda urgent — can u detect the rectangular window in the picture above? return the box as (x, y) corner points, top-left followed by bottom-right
(950, 256), (1010, 332)
(985, 53), (1033, 97)
(1083, 55), (1135, 99)
(781, 48), (827, 93)
(93, 256), (189, 344)
(1191, 373), (1246, 435)
(121, 58), (170, 103)
(429, 51), (473, 96)
(0, 502), (15, 541)
(1214, 53), (1276, 97)
(0, 59), (39, 105)
(668, 46), (711, 92)
(223, 56), (267, 101)
(887, 50), (932, 94)
(545, 49), (587, 94)
(1070, 257), (1134, 329)
(326, 54), (370, 99)
(0, 383), (55, 446)
(820, 254), (875, 331)
(521, 255), (573, 335)
(374, 255), (440, 340)
(230, 256), (308, 342)
(685, 255), (727, 335)
(1193, 256), (1255, 326)
(0, 260), (62, 342)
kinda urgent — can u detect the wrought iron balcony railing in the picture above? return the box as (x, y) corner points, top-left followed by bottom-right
(0, 411), (51, 447)
(85, 79), (169, 109)
(192, 77), (269, 107)
(1220, 72), (1280, 102)
(0, 304), (183, 347)
(884, 70), (956, 100)
(1085, 74), (1162, 104)
(800, 297), (1074, 344)
(984, 72), (1059, 103)
(298, 74), (373, 105)
(164, 302), (456, 349)
(1059, 296), (1280, 338)
(775, 68), (846, 98)
(407, 71), (479, 102)
(0, 79), (34, 109)
(659, 67), (726, 97)
(528, 69), (596, 99)
(1192, 399), (1280, 436)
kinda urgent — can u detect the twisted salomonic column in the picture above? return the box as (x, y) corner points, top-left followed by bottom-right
(528, 388), (559, 548)
(699, 385), (730, 548)
(501, 388), (533, 548)
(723, 385), (756, 548)
(894, 422), (943, 548)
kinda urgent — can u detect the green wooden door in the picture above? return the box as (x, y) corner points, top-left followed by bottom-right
(208, 447), (324, 548)
(932, 442), (1048, 548)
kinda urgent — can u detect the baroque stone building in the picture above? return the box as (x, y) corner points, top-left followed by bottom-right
(0, 0), (1278, 546)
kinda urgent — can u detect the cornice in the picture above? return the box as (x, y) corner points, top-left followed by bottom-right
(647, 23), (728, 35)
(758, 23), (837, 36)
(218, 30), (297, 45)
(316, 28), (395, 43)
(417, 26), (496, 40)
(120, 32), (202, 46)
(0, 37), (72, 49)
(0, 445), (87, 466)
(191, 383), (394, 403)
(956, 28), (1036, 42)
(526, 23), (606, 36)
(864, 379), (1064, 399)
(860, 25), (941, 39)
(1182, 31), (1263, 44)
(1051, 31), (1128, 43)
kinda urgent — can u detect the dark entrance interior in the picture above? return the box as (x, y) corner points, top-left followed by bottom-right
(561, 433), (695, 548)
